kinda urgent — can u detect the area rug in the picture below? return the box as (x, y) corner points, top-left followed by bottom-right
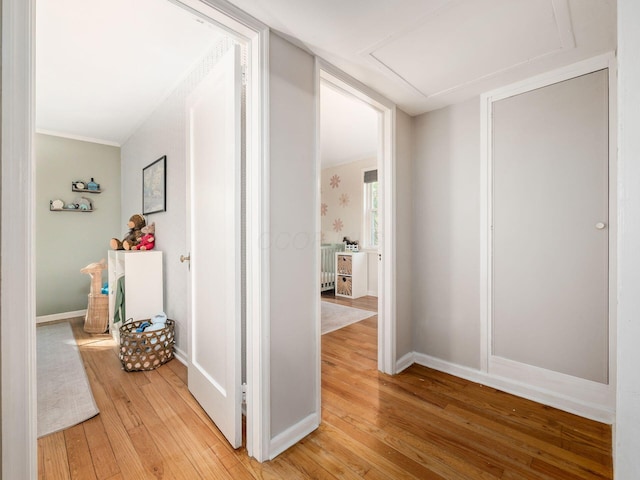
(321, 301), (376, 335)
(37, 322), (99, 438)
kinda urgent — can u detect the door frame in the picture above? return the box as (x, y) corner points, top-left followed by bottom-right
(0, 0), (271, 476)
(315, 58), (397, 383)
(479, 52), (617, 422)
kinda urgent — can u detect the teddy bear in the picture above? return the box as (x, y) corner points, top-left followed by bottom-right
(109, 214), (146, 250)
(132, 222), (155, 251)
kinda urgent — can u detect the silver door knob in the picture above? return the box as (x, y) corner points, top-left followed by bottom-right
(180, 254), (190, 263)
(595, 222), (606, 230)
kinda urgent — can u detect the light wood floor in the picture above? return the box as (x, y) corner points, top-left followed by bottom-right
(39, 297), (612, 479)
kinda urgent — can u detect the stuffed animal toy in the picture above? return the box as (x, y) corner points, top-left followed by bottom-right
(133, 233), (155, 251)
(110, 214), (146, 250)
(131, 221), (155, 251)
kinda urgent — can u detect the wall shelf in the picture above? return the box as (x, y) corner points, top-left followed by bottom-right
(50, 206), (93, 212)
(71, 179), (101, 193)
(72, 186), (101, 194)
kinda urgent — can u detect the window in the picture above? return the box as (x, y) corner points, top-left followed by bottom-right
(363, 169), (378, 248)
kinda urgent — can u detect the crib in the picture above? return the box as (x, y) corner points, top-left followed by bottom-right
(321, 243), (345, 291)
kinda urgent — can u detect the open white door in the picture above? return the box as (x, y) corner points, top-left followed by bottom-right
(185, 44), (242, 448)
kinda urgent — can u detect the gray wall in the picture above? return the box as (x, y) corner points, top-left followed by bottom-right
(35, 133), (121, 316)
(121, 38), (235, 353)
(411, 99), (481, 368)
(395, 108), (414, 360)
(268, 32), (317, 440)
(616, 0), (640, 474)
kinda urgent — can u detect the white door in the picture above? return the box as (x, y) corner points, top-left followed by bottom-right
(185, 45), (242, 448)
(491, 69), (609, 384)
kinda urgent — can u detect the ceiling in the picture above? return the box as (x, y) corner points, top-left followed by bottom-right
(36, 0), (616, 146)
(228, 0), (616, 115)
(320, 84), (378, 167)
(36, 0), (221, 145)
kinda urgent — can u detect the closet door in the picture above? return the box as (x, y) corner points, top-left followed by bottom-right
(185, 45), (242, 448)
(491, 69), (609, 383)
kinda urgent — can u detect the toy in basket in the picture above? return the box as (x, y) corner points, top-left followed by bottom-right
(119, 314), (175, 371)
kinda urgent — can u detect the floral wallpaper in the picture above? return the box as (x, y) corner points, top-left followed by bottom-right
(321, 157), (376, 245)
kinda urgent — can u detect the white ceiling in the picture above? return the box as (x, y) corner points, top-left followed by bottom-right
(36, 0), (222, 145)
(320, 84), (378, 168)
(36, 0), (616, 146)
(227, 0), (616, 115)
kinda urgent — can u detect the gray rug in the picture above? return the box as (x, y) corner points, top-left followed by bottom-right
(321, 301), (376, 335)
(37, 322), (99, 437)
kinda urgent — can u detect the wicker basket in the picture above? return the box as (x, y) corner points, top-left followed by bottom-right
(119, 319), (175, 372)
(337, 254), (352, 275)
(336, 275), (353, 296)
(84, 294), (109, 334)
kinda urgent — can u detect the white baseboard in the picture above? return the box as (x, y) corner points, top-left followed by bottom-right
(36, 309), (87, 324)
(174, 347), (187, 366)
(269, 412), (319, 460)
(404, 352), (614, 424)
(367, 290), (378, 297)
(395, 351), (414, 373)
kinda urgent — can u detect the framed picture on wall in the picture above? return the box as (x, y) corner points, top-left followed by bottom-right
(142, 155), (167, 215)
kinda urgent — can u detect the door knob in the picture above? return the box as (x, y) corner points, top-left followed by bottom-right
(180, 254), (190, 263)
(595, 222), (606, 230)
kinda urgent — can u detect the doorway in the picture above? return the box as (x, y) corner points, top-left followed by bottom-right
(316, 62), (397, 383)
(2, 0), (270, 476)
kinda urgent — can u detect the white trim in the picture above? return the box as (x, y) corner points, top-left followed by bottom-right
(413, 353), (614, 424)
(35, 129), (121, 147)
(395, 351), (414, 373)
(174, 346), (188, 366)
(313, 56), (322, 445)
(268, 412), (319, 460)
(2, 0), (37, 478)
(317, 60), (397, 376)
(244, 22), (271, 464)
(36, 310), (87, 324)
(480, 53), (617, 414)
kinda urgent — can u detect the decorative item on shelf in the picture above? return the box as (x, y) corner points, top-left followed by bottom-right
(50, 196), (93, 212)
(72, 178), (101, 193)
(343, 236), (359, 252)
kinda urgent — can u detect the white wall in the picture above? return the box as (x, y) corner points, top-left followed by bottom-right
(120, 37), (235, 353)
(395, 109), (414, 360)
(268, 32), (318, 444)
(411, 98), (482, 368)
(35, 134), (121, 316)
(616, 0), (640, 475)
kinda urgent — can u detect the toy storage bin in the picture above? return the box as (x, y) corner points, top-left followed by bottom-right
(84, 294), (109, 333)
(119, 319), (175, 372)
(336, 275), (353, 296)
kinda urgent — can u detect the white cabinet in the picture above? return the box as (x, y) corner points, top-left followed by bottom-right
(335, 251), (367, 299)
(108, 250), (164, 341)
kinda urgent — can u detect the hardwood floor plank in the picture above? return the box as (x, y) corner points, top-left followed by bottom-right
(64, 424), (98, 480)
(39, 431), (71, 480)
(82, 416), (121, 480)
